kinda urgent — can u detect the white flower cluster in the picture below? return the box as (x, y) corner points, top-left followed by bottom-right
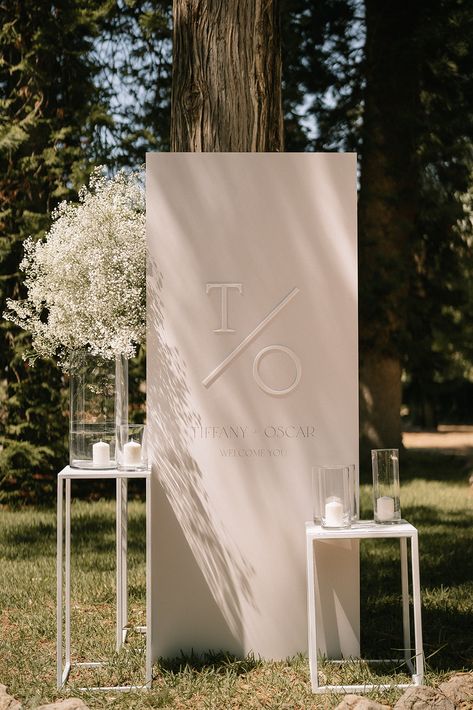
(5, 167), (146, 368)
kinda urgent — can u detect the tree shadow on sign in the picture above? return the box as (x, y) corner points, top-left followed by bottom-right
(147, 257), (256, 655)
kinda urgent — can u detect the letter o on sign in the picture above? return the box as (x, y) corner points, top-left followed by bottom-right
(253, 345), (302, 396)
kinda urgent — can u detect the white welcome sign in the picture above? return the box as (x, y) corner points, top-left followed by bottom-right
(147, 153), (359, 660)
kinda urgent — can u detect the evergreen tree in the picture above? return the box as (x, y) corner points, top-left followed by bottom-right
(359, 0), (473, 447)
(0, 0), (110, 501)
(281, 0), (473, 453)
(93, 0), (172, 167)
(404, 0), (473, 426)
(281, 0), (363, 152)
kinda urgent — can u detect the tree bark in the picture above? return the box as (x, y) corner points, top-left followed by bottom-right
(171, 0), (283, 152)
(360, 354), (402, 448)
(358, 0), (421, 467)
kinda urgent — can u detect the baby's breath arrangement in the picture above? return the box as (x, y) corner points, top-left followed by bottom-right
(4, 167), (145, 369)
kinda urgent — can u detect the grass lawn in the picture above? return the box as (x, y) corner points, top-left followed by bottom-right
(0, 449), (472, 709)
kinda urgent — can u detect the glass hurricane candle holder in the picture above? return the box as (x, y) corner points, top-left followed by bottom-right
(348, 463), (359, 522)
(312, 465), (352, 529)
(69, 351), (128, 469)
(372, 448), (401, 523)
(117, 424), (148, 471)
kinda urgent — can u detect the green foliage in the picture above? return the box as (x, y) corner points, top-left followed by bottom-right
(281, 0), (364, 152)
(93, 0), (172, 167)
(283, 0), (473, 427)
(129, 345), (147, 424)
(0, 440), (58, 505)
(2, 0), (473, 501)
(0, 1), (166, 503)
(0, 0), (111, 503)
(404, 0), (473, 423)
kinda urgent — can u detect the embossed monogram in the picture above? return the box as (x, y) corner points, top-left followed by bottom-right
(205, 283), (243, 333)
(204, 283), (301, 396)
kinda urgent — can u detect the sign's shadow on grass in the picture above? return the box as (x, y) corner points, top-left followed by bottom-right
(157, 650), (262, 674)
(1, 504), (146, 562)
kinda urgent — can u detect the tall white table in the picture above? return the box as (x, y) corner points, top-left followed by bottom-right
(306, 520), (424, 693)
(57, 466), (151, 690)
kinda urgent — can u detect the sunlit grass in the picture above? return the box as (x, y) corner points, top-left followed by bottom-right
(0, 449), (472, 708)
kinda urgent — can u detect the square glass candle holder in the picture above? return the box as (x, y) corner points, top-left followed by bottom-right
(70, 425), (116, 469)
(372, 448), (401, 523)
(117, 424), (148, 471)
(312, 465), (352, 529)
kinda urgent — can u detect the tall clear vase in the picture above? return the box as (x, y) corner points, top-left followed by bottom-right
(69, 351), (128, 469)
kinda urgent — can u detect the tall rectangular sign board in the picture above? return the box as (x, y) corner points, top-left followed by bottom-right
(147, 153), (359, 660)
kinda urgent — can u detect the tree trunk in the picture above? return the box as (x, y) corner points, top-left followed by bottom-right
(171, 0), (283, 152)
(358, 0), (420, 468)
(360, 354), (402, 449)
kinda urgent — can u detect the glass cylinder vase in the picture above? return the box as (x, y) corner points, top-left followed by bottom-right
(313, 465), (352, 529)
(372, 448), (401, 523)
(69, 351), (128, 469)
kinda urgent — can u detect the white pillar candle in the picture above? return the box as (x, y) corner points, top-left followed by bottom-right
(377, 495), (395, 521)
(123, 439), (142, 466)
(92, 440), (110, 467)
(324, 498), (344, 527)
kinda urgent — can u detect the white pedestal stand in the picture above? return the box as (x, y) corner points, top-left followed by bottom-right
(306, 520), (424, 693)
(57, 466), (151, 691)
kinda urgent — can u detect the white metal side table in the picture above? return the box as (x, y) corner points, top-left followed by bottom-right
(57, 466), (151, 691)
(306, 520), (424, 694)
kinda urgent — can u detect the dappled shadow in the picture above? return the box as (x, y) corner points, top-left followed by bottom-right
(359, 448), (471, 486)
(0, 519), (56, 560)
(399, 504), (473, 590)
(401, 449), (471, 484)
(359, 515), (473, 670)
(359, 443), (472, 667)
(147, 256), (255, 654)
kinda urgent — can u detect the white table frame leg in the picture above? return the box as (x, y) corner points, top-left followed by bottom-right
(56, 467), (151, 691)
(65, 478), (71, 673)
(306, 521), (424, 694)
(306, 531), (318, 691)
(57, 476), (64, 688)
(116, 477), (129, 650)
(145, 474), (152, 686)
(411, 531), (424, 684)
(56, 476), (72, 689)
(400, 536), (412, 671)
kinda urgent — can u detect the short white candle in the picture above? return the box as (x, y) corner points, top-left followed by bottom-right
(325, 498), (344, 527)
(123, 439), (142, 466)
(92, 440), (110, 467)
(377, 495), (395, 521)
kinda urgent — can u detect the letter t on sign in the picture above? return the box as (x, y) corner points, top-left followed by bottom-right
(206, 283), (243, 333)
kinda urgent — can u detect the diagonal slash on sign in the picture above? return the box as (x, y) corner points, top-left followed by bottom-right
(202, 287), (300, 388)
